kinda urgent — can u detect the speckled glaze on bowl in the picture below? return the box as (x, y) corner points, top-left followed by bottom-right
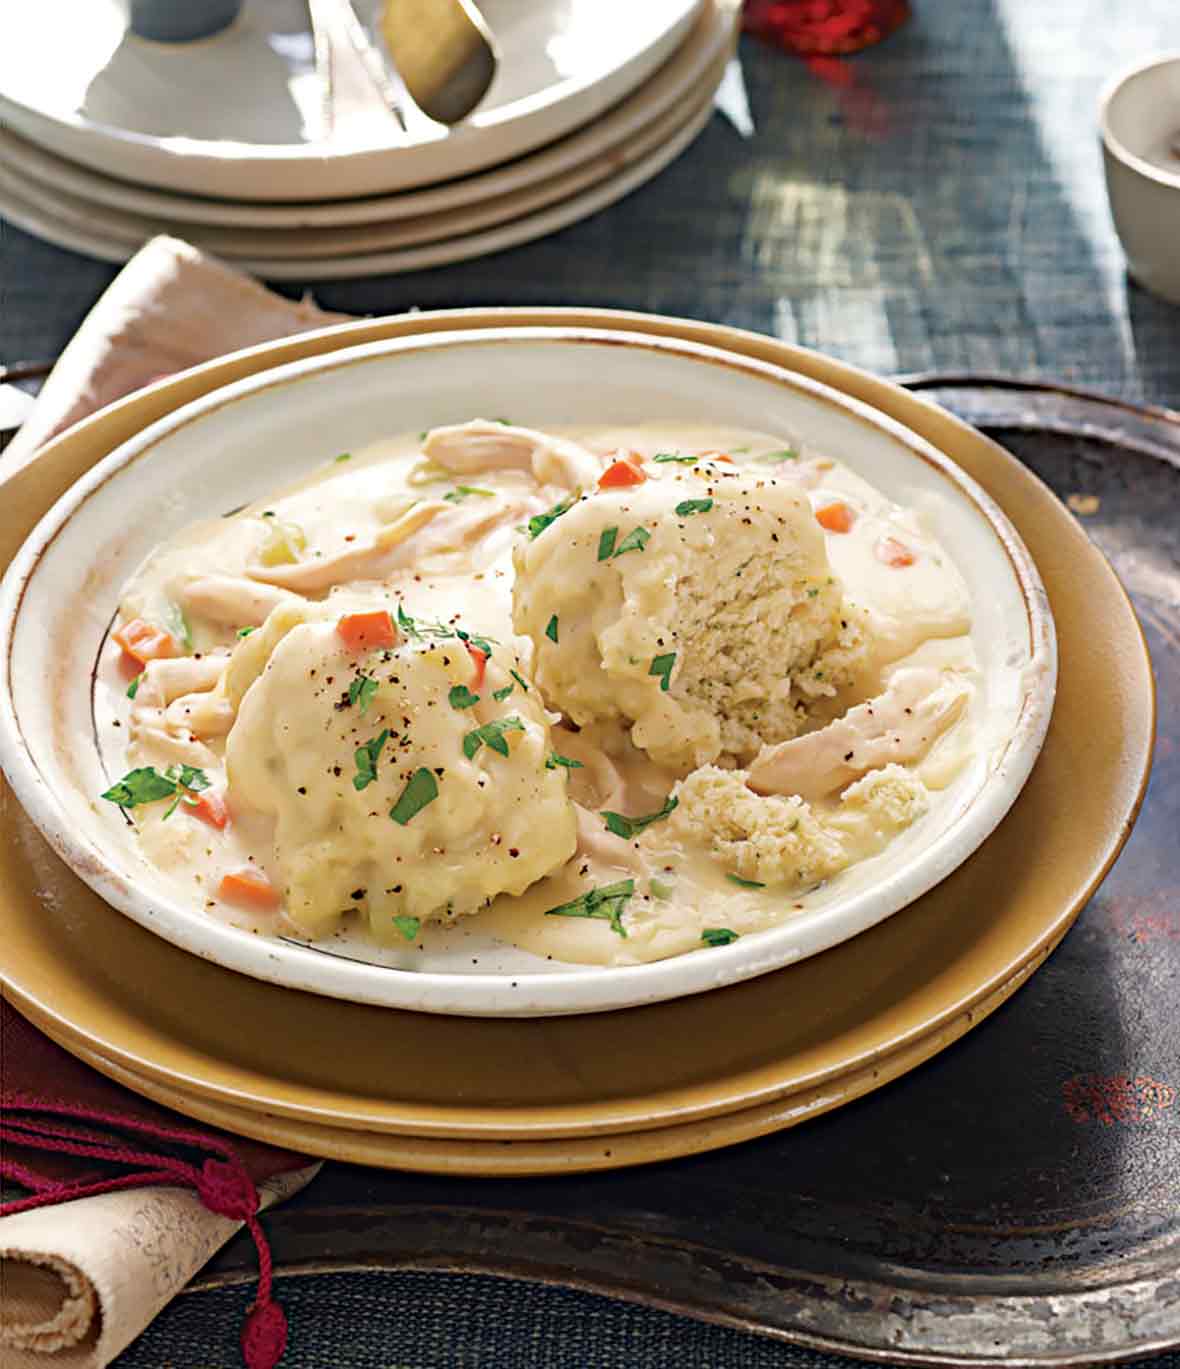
(0, 328), (1055, 1017)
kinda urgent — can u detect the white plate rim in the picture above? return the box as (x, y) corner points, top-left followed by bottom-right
(0, 0), (733, 228)
(0, 327), (1058, 1018)
(0, 0), (709, 201)
(0, 95), (718, 279)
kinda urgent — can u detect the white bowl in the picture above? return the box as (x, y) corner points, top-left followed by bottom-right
(1100, 51), (1180, 303)
(0, 329), (1056, 1017)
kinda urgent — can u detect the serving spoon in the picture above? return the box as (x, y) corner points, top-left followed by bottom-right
(380, 0), (498, 126)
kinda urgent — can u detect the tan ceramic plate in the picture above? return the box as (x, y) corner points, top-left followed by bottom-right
(0, 310), (1153, 1159)
(0, 99), (717, 280)
(68, 933), (1059, 1174)
(0, 53), (729, 261)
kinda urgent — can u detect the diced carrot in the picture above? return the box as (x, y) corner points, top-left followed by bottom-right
(113, 618), (178, 667)
(816, 501), (856, 534)
(466, 643), (488, 689)
(189, 790), (230, 830)
(218, 867), (280, 909)
(598, 459), (646, 490)
(337, 610), (398, 652)
(875, 536), (916, 567)
(698, 450), (734, 464)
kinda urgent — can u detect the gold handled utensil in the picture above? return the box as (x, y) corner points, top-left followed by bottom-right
(380, 0), (498, 126)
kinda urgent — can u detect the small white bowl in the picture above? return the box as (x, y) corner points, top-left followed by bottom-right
(1100, 51), (1180, 303)
(0, 328), (1055, 1017)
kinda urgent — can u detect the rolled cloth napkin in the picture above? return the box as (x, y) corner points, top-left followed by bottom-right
(1, 235), (355, 1368)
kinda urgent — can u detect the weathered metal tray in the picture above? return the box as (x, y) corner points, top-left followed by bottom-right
(197, 379), (1180, 1365)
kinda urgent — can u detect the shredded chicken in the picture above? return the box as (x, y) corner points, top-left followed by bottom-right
(180, 575), (301, 628)
(546, 728), (626, 812)
(423, 420), (603, 490)
(246, 501), (447, 593)
(129, 654), (227, 765)
(747, 667), (970, 801)
(131, 655), (225, 708)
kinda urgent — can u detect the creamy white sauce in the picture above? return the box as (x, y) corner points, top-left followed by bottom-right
(100, 422), (991, 970)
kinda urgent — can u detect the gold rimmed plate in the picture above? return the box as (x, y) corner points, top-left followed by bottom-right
(0, 309), (1153, 1163)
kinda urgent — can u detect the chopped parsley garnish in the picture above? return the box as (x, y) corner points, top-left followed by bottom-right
(613, 526), (650, 557)
(236, 626), (256, 638)
(652, 452), (696, 464)
(102, 767), (178, 809)
(544, 879), (635, 938)
(353, 729), (390, 791)
(334, 451), (352, 462)
(526, 496), (575, 540)
(454, 626), (496, 657)
(393, 914), (421, 942)
(449, 684), (481, 710)
(348, 673), (379, 715)
(546, 753), (584, 770)
(702, 928), (740, 946)
(389, 768), (439, 825)
(102, 763), (210, 818)
(726, 874), (766, 889)
(675, 498), (713, 516)
(597, 525), (649, 561)
(492, 683), (515, 702)
(756, 448), (798, 463)
(126, 675), (141, 700)
(601, 795), (678, 840)
(397, 604), (496, 657)
(545, 614), (559, 643)
(463, 716), (525, 760)
(509, 669), (529, 692)
(493, 417), (512, 425)
(649, 877), (675, 900)
(649, 652), (675, 691)
(443, 485), (496, 503)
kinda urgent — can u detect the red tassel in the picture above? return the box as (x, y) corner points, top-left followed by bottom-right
(242, 1299), (288, 1369)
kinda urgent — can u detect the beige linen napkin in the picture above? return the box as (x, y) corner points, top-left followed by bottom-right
(1, 235), (355, 1367)
(3, 235), (349, 471)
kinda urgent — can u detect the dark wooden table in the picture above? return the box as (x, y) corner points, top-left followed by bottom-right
(2, 2), (1178, 1366)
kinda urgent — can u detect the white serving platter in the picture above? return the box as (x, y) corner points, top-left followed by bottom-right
(0, 0), (735, 228)
(0, 0), (704, 201)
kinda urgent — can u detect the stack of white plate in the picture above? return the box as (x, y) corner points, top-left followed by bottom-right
(0, 0), (738, 280)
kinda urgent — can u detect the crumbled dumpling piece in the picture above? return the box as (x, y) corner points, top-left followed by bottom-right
(224, 602), (577, 940)
(659, 763), (929, 889)
(512, 462), (865, 771)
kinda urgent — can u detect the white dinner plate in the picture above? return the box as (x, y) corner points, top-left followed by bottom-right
(0, 0), (735, 229)
(0, 328), (1055, 1017)
(0, 0), (703, 202)
(0, 94), (718, 279)
(0, 65), (725, 260)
